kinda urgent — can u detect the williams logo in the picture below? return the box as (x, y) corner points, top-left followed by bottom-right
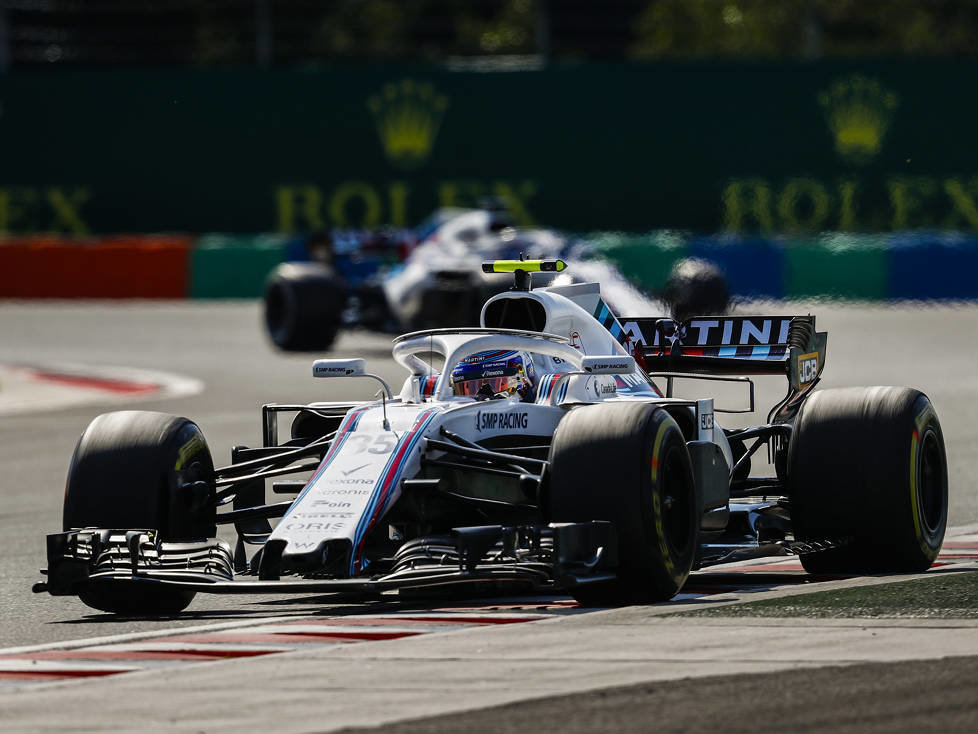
(367, 79), (448, 169)
(819, 74), (898, 165)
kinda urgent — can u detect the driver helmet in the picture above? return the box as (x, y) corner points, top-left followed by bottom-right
(451, 350), (535, 401)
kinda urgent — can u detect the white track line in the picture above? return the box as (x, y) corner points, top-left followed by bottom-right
(0, 361), (203, 415)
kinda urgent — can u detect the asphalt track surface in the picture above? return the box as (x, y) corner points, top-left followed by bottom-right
(1, 299), (977, 731)
(339, 655), (978, 734)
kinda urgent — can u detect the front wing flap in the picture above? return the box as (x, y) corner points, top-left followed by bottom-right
(35, 522), (618, 599)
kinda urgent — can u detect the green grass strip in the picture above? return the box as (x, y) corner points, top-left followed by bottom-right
(674, 571), (978, 619)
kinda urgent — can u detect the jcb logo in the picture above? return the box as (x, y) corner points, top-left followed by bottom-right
(700, 412), (714, 430)
(798, 352), (819, 385)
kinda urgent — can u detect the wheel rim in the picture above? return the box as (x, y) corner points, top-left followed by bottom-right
(918, 428), (945, 535)
(660, 444), (693, 556)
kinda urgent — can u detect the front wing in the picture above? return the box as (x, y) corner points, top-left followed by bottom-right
(35, 522), (618, 600)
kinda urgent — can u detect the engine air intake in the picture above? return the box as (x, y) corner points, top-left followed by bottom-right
(482, 297), (548, 332)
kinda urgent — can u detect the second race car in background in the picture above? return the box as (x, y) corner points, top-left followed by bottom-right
(263, 205), (730, 351)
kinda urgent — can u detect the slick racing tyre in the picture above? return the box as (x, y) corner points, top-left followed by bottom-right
(788, 387), (948, 574)
(63, 411), (217, 615)
(662, 257), (730, 321)
(409, 274), (485, 331)
(354, 281), (394, 332)
(264, 262), (346, 351)
(548, 402), (698, 605)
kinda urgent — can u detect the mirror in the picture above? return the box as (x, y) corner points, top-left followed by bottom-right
(312, 358), (366, 378)
(581, 355), (636, 375)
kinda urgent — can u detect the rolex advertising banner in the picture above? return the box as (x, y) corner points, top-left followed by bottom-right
(2, 61), (978, 235)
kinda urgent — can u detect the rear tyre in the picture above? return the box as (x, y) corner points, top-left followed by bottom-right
(354, 280), (394, 332)
(63, 411), (216, 615)
(788, 387), (948, 574)
(662, 257), (730, 321)
(409, 277), (484, 331)
(264, 262), (346, 351)
(548, 402), (698, 605)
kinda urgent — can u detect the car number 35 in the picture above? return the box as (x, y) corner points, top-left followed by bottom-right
(345, 434), (397, 455)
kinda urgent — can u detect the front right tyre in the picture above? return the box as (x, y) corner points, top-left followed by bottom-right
(264, 262), (347, 351)
(63, 411), (216, 615)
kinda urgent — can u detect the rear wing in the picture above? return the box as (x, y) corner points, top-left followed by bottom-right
(619, 316), (827, 391)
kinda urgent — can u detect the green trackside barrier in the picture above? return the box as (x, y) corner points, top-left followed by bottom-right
(190, 233), (287, 298)
(588, 231), (689, 294)
(783, 233), (889, 301)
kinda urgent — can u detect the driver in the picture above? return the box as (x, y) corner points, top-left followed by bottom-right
(451, 350), (536, 402)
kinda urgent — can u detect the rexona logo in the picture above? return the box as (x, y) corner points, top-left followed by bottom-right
(475, 410), (529, 433)
(798, 351), (819, 386)
(819, 74), (898, 166)
(367, 79), (449, 170)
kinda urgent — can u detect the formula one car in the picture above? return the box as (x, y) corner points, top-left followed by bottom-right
(37, 260), (946, 614)
(263, 207), (729, 350)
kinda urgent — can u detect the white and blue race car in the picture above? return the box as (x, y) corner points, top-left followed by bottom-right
(38, 260), (947, 614)
(263, 207), (730, 350)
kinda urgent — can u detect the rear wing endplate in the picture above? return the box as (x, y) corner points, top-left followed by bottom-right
(619, 316), (827, 390)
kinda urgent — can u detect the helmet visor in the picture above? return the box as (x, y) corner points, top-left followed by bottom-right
(452, 375), (519, 397)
